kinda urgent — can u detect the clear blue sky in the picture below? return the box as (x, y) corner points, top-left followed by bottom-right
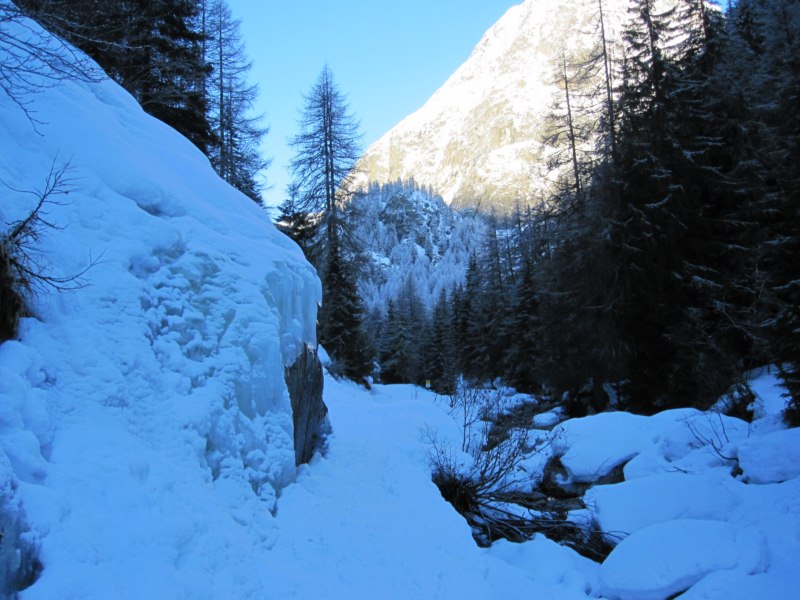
(226, 0), (518, 207)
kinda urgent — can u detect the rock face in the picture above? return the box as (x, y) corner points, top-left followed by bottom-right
(355, 0), (602, 211)
(285, 345), (329, 465)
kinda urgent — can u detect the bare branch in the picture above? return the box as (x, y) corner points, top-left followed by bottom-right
(1, 160), (100, 340)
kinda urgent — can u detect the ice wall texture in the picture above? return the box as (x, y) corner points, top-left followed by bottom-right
(0, 15), (320, 597)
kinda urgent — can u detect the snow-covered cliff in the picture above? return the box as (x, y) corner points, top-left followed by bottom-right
(355, 0), (620, 210)
(0, 15), (320, 597)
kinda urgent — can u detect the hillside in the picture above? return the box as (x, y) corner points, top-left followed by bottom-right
(0, 13), (320, 596)
(348, 181), (486, 315)
(354, 0), (613, 210)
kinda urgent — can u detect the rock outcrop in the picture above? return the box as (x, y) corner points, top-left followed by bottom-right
(285, 346), (329, 465)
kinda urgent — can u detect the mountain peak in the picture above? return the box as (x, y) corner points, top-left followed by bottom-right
(354, 0), (606, 211)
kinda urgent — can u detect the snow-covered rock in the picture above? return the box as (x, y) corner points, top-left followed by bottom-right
(736, 427), (800, 484)
(553, 410), (694, 483)
(623, 411), (750, 480)
(487, 535), (600, 596)
(599, 520), (768, 600)
(586, 473), (737, 539)
(533, 411), (561, 428)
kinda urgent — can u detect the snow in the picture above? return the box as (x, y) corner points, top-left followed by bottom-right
(736, 427), (800, 484)
(599, 520), (768, 600)
(487, 536), (599, 596)
(586, 473), (738, 539)
(533, 411), (561, 428)
(264, 378), (586, 600)
(3, 14), (800, 600)
(553, 410), (696, 483)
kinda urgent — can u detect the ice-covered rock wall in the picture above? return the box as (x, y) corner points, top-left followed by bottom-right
(0, 15), (321, 597)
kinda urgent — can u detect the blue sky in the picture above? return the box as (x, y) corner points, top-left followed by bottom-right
(226, 0), (518, 207)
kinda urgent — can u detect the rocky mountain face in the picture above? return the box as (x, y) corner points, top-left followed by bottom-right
(354, 0), (616, 212)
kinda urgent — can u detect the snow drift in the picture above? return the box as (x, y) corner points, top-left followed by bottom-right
(0, 14), (319, 597)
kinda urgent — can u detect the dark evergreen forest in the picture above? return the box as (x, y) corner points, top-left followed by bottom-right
(15, 0), (268, 202)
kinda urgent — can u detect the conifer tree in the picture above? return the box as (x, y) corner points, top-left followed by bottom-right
(288, 65), (361, 265)
(379, 299), (415, 384)
(288, 65), (370, 381)
(727, 0), (800, 416)
(18, 0), (214, 152)
(276, 182), (316, 254)
(420, 290), (457, 394)
(318, 232), (373, 382)
(202, 0), (268, 202)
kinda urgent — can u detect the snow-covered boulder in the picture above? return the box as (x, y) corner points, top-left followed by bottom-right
(487, 535), (600, 596)
(1, 14), (320, 597)
(586, 473), (737, 540)
(553, 409), (698, 484)
(736, 427), (800, 484)
(599, 520), (768, 600)
(622, 411), (749, 480)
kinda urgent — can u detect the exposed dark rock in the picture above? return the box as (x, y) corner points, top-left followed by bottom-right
(284, 345), (330, 466)
(0, 244), (23, 343)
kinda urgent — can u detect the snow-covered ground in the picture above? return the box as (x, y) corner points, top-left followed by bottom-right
(2, 12), (799, 600)
(285, 372), (800, 600)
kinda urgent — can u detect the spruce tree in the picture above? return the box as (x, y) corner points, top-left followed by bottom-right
(18, 0), (213, 153)
(318, 233), (373, 382)
(728, 0), (800, 417)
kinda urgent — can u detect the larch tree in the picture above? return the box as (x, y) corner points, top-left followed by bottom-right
(288, 65), (371, 382)
(201, 0), (268, 202)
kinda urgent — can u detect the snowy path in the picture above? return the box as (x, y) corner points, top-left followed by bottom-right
(265, 377), (593, 599)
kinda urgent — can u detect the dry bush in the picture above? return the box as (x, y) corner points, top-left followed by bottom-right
(429, 384), (614, 560)
(1, 161), (92, 342)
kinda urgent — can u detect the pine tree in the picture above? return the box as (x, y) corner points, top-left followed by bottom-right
(604, 0), (745, 410)
(276, 182), (317, 254)
(318, 233), (373, 382)
(728, 0), (800, 417)
(503, 254), (541, 394)
(420, 290), (457, 394)
(379, 300), (414, 384)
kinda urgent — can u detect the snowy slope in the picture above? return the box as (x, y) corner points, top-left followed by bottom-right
(0, 15), (320, 597)
(355, 0), (615, 209)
